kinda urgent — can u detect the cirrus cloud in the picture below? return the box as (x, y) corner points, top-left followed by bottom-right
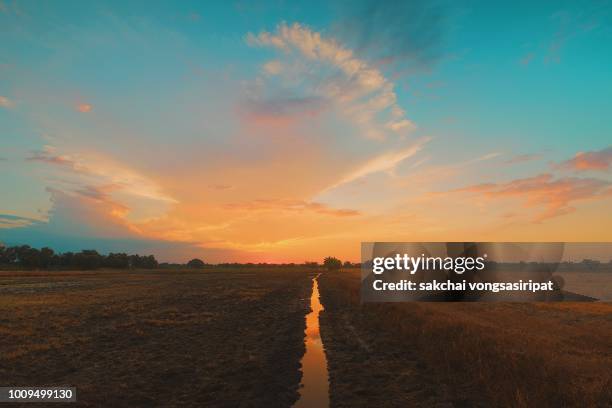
(324, 137), (429, 192)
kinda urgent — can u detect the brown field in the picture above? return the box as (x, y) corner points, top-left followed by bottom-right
(1, 268), (611, 408)
(0, 269), (313, 407)
(318, 269), (612, 408)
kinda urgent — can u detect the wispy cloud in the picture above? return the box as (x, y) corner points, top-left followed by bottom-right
(468, 152), (502, 164)
(225, 199), (360, 217)
(545, 7), (607, 63)
(333, 0), (452, 72)
(241, 95), (328, 125)
(451, 173), (611, 222)
(504, 153), (542, 164)
(0, 214), (42, 229)
(557, 146), (612, 172)
(26, 146), (176, 204)
(325, 138), (428, 191)
(27, 146), (80, 169)
(208, 184), (233, 191)
(247, 22), (415, 140)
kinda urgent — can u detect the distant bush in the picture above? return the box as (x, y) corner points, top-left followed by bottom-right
(187, 258), (206, 269)
(323, 256), (342, 271)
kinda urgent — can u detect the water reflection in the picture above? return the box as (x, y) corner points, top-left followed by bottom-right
(294, 275), (329, 408)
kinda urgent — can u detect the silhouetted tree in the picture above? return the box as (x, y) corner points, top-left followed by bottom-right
(74, 250), (103, 270)
(59, 252), (75, 268)
(0, 245), (163, 270)
(104, 252), (130, 268)
(0, 244), (13, 264)
(140, 255), (158, 269)
(39, 247), (55, 269)
(17, 245), (42, 268)
(187, 258), (205, 269)
(128, 254), (158, 269)
(323, 257), (342, 271)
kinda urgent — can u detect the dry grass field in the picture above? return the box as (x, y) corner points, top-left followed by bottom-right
(318, 269), (612, 408)
(2, 267), (610, 407)
(0, 269), (313, 407)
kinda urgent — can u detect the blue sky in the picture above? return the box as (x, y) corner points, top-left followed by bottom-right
(1, 0), (611, 262)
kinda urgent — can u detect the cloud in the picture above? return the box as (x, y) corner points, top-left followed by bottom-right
(208, 184), (233, 191)
(225, 199), (360, 217)
(0, 189), (223, 262)
(452, 173), (611, 222)
(246, 22), (415, 140)
(0, 95), (15, 108)
(332, 0), (452, 72)
(26, 146), (176, 204)
(27, 147), (80, 169)
(0, 214), (42, 229)
(469, 152), (502, 163)
(247, 22), (387, 92)
(76, 103), (92, 113)
(326, 138), (428, 190)
(545, 7), (608, 64)
(557, 146), (612, 172)
(242, 95), (328, 124)
(504, 153), (542, 164)
(1, 188), (136, 240)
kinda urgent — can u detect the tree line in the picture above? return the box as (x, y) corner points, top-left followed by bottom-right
(0, 244), (358, 271)
(0, 245), (158, 270)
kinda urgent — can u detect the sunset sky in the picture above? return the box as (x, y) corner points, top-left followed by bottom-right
(1, 1), (611, 262)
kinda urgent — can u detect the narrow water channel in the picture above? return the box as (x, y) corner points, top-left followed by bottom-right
(294, 274), (329, 408)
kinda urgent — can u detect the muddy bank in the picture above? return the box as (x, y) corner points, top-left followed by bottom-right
(0, 269), (314, 407)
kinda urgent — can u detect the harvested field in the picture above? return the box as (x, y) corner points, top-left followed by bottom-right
(318, 269), (612, 408)
(0, 269), (314, 407)
(2, 267), (610, 407)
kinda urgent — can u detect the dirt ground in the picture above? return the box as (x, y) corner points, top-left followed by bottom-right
(0, 269), (313, 407)
(317, 269), (612, 408)
(2, 268), (610, 408)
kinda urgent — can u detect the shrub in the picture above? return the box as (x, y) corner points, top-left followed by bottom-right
(323, 257), (342, 271)
(187, 258), (205, 269)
